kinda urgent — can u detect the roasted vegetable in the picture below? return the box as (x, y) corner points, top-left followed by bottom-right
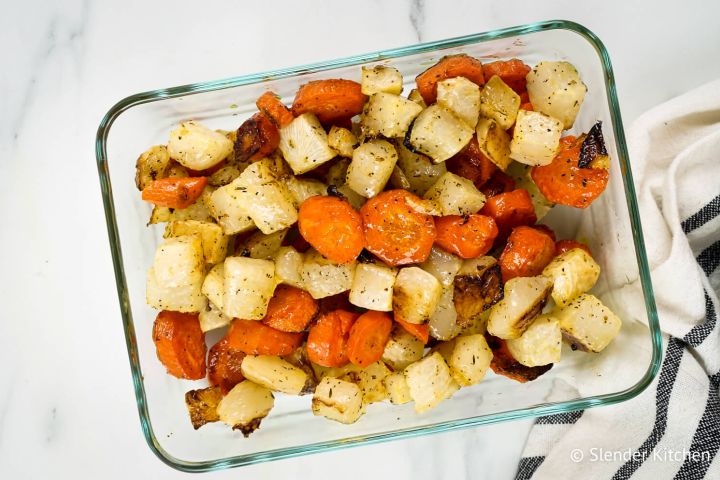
(198, 302), (231, 332)
(152, 310), (206, 379)
(361, 93), (423, 138)
(434, 214), (498, 259)
(361, 65), (403, 95)
(392, 266), (443, 324)
(395, 141), (447, 196)
(476, 118), (512, 171)
(509, 110), (563, 166)
(506, 162), (554, 220)
(384, 372), (412, 404)
(278, 113), (337, 174)
(428, 286), (460, 341)
(346, 311), (393, 368)
(351, 360), (392, 403)
(262, 284), (318, 332)
(482, 59), (531, 93)
(579, 122), (609, 169)
(381, 325), (425, 371)
(420, 246), (463, 288)
(285, 176), (327, 208)
(312, 377), (365, 424)
(142, 177), (208, 209)
(406, 105), (473, 163)
(135, 145), (171, 190)
(415, 54), (485, 105)
(306, 310), (357, 367)
(436, 76), (481, 128)
(347, 139), (399, 198)
(168, 121), (234, 171)
(447, 334), (493, 386)
(499, 226), (556, 281)
(146, 235), (206, 313)
(453, 257), (503, 327)
(479, 75), (521, 130)
(423, 172), (486, 216)
(256, 91), (294, 128)
(240, 229), (288, 260)
(506, 314), (561, 367)
(292, 79), (366, 126)
(298, 195), (364, 263)
(526, 61), (587, 129)
(301, 250), (356, 299)
(485, 334), (553, 382)
(227, 319), (304, 356)
(542, 248), (600, 306)
(207, 180), (256, 235)
(556, 294), (622, 352)
(208, 338), (247, 394)
(164, 219), (229, 265)
(445, 135), (497, 188)
(487, 275), (552, 339)
(349, 262), (398, 311)
(185, 386), (222, 430)
(234, 112), (280, 163)
(327, 126), (357, 158)
(240, 355), (309, 395)
(223, 256), (276, 320)
(274, 246), (304, 289)
(217, 380), (274, 436)
(404, 352), (460, 413)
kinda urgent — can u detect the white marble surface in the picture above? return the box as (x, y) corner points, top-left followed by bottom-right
(1, 1), (719, 478)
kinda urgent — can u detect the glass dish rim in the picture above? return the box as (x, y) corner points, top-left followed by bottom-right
(95, 19), (662, 473)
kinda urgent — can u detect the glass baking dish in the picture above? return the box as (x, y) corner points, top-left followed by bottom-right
(96, 20), (662, 472)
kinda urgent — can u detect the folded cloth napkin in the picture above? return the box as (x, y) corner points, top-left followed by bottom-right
(516, 80), (720, 480)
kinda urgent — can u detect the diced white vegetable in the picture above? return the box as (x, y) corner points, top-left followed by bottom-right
(506, 162), (554, 219)
(395, 141), (447, 196)
(362, 93), (422, 139)
(404, 352), (459, 413)
(207, 180), (256, 235)
(274, 246), (304, 288)
(240, 229), (288, 260)
(346, 139), (399, 198)
(526, 61), (587, 129)
(556, 294), (622, 353)
(240, 355), (309, 395)
(168, 121), (233, 171)
(355, 361), (392, 404)
(407, 88), (427, 108)
(135, 145), (171, 190)
(393, 267), (442, 324)
(453, 256), (503, 327)
(217, 380), (274, 434)
(146, 235), (206, 313)
(235, 159), (298, 234)
(201, 263), (224, 309)
(278, 113), (336, 174)
(198, 302), (231, 332)
(478, 75), (521, 130)
(325, 158), (351, 186)
(436, 76), (481, 128)
(361, 65), (403, 95)
(382, 326), (425, 371)
(223, 256), (276, 320)
(407, 104), (473, 163)
(349, 262), (397, 311)
(542, 248), (600, 306)
(327, 127), (357, 158)
(476, 118), (511, 171)
(310, 362), (361, 381)
(302, 250), (356, 299)
(285, 176), (327, 208)
(423, 172), (486, 215)
(487, 276), (553, 339)
(312, 377), (365, 424)
(164, 220), (229, 265)
(509, 110), (563, 166)
(447, 334), (493, 386)
(390, 166), (412, 190)
(150, 199), (214, 225)
(384, 372), (412, 404)
(428, 287), (461, 341)
(420, 247), (463, 288)
(506, 314), (562, 367)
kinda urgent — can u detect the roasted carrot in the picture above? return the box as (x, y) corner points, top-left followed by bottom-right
(298, 196), (365, 264)
(434, 214), (499, 259)
(519, 91), (530, 104)
(152, 311), (206, 380)
(256, 91), (294, 128)
(318, 293), (354, 315)
(415, 54), (485, 104)
(485, 334), (552, 382)
(141, 177), (207, 209)
(555, 239), (592, 257)
(262, 285), (318, 332)
(360, 189), (437, 266)
(446, 135), (497, 188)
(480, 188), (537, 240)
(235, 112), (280, 163)
(520, 102), (534, 111)
(498, 226), (556, 282)
(531, 136), (610, 208)
(226, 319), (304, 356)
(479, 170), (516, 198)
(207, 338), (246, 394)
(306, 310), (358, 367)
(395, 317), (430, 344)
(346, 311), (393, 368)
(291, 79), (366, 126)
(482, 59), (531, 94)
(532, 224), (556, 242)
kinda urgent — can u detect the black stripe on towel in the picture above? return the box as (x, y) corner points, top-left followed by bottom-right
(697, 240), (720, 277)
(535, 410), (584, 425)
(611, 337), (685, 480)
(684, 290), (717, 347)
(681, 195), (720, 233)
(673, 372), (720, 480)
(515, 456), (545, 480)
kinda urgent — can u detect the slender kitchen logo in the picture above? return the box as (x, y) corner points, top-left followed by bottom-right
(570, 448), (711, 463)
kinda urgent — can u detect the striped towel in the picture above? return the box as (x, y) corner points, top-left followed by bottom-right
(516, 80), (720, 480)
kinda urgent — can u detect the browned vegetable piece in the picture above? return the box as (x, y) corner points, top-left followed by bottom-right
(485, 334), (553, 382)
(234, 112), (280, 163)
(283, 346), (319, 395)
(578, 121), (608, 169)
(453, 257), (503, 328)
(184, 386), (222, 430)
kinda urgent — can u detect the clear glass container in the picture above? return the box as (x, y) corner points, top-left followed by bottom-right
(96, 20), (661, 472)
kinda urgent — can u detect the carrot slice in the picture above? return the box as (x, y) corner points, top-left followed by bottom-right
(485, 334), (552, 382)
(262, 285), (318, 332)
(532, 224), (556, 243)
(235, 112), (280, 163)
(479, 171), (516, 198)
(555, 239), (592, 257)
(291, 79), (366, 126)
(318, 293), (353, 315)
(395, 317), (430, 344)
(434, 214), (499, 259)
(152, 311), (206, 380)
(498, 226), (556, 282)
(360, 189), (437, 266)
(482, 59), (531, 94)
(226, 319), (304, 356)
(306, 310), (358, 367)
(480, 188), (537, 240)
(141, 177), (207, 209)
(445, 135), (497, 188)
(531, 136), (610, 208)
(346, 311), (393, 368)
(256, 91), (294, 128)
(207, 338), (246, 394)
(520, 102), (534, 111)
(298, 196), (365, 264)
(415, 54), (485, 104)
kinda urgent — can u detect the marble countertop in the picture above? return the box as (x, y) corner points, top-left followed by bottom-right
(2, 1), (719, 478)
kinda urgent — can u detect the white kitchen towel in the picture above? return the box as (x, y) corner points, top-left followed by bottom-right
(516, 79), (720, 480)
